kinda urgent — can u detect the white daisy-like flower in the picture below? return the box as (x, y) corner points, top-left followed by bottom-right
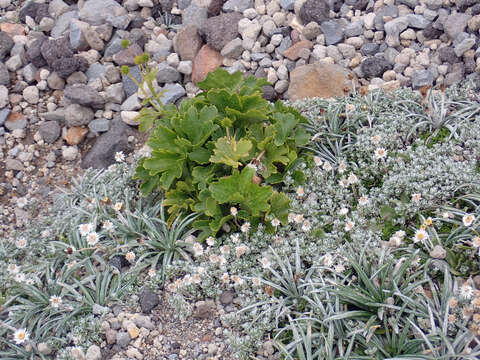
(235, 245), (249, 258)
(442, 212), (451, 219)
(221, 272), (230, 283)
(271, 218), (281, 227)
(193, 273), (201, 284)
(125, 251), (135, 263)
(231, 275), (244, 286)
(323, 161), (332, 172)
(148, 268), (156, 277)
(413, 229), (429, 244)
(193, 243), (204, 257)
(323, 253), (333, 267)
(41, 229), (51, 238)
(296, 186), (305, 197)
(175, 279), (183, 289)
(288, 212), (295, 223)
(197, 266), (205, 274)
(113, 202), (123, 212)
(294, 214), (304, 224)
(209, 254), (219, 264)
(240, 222), (250, 233)
(358, 195), (369, 206)
(167, 283), (176, 292)
(374, 147), (387, 160)
(344, 220), (355, 232)
(220, 245), (230, 256)
(252, 277), (262, 286)
(460, 284), (474, 300)
(372, 135), (381, 144)
(25, 277), (35, 285)
(102, 220), (114, 232)
(389, 235), (402, 247)
(334, 264), (345, 273)
(347, 173), (358, 185)
(338, 162), (347, 174)
(339, 177), (349, 188)
(230, 207), (238, 216)
(260, 257), (271, 269)
(338, 207), (349, 216)
(472, 236), (480, 248)
(15, 273), (26, 283)
(313, 156), (323, 166)
(86, 232), (99, 246)
(411, 193), (422, 202)
(206, 236), (215, 246)
(183, 274), (192, 286)
(463, 214), (476, 227)
(394, 230), (406, 239)
(230, 233), (240, 243)
(302, 220), (311, 232)
(78, 223), (94, 236)
(49, 295), (62, 308)
(114, 151), (125, 162)
(13, 328), (29, 345)
(7, 263), (19, 275)
(218, 255), (227, 266)
(15, 237), (27, 249)
(17, 197), (27, 209)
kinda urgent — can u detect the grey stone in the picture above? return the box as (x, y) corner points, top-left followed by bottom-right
(177, 60), (192, 75)
(302, 22), (322, 40)
(221, 38), (244, 58)
(88, 118), (110, 133)
(360, 57), (391, 78)
(79, 0), (125, 26)
(37, 343), (52, 356)
(64, 84), (105, 109)
(0, 85), (8, 109)
(384, 16), (409, 47)
(85, 345), (101, 360)
(299, 0), (330, 24)
(105, 83), (126, 104)
(223, 0), (253, 12)
(456, 0), (480, 11)
(47, 72), (65, 90)
(220, 291), (234, 305)
(454, 37), (476, 57)
(156, 62), (181, 83)
(444, 13), (471, 40)
(6, 159), (24, 171)
(65, 104), (95, 127)
(92, 304), (109, 315)
(51, 10), (78, 38)
(132, 314), (155, 330)
(279, 0), (295, 10)
(81, 119), (133, 169)
(445, 63), (465, 86)
(320, 21), (344, 46)
(429, 245), (446, 259)
(40, 109), (65, 121)
(424, 0), (443, 9)
(19, 1), (49, 23)
(122, 66), (142, 98)
(5, 55), (23, 72)
(49, 0), (71, 18)
(22, 64), (37, 84)
(158, 83), (186, 104)
(411, 69), (434, 89)
(407, 14), (430, 29)
(398, 0), (418, 7)
(40, 37), (73, 68)
(345, 21), (363, 37)
(121, 94), (142, 111)
(438, 47), (459, 64)
(0, 31), (14, 61)
(384, 47), (399, 65)
(139, 288), (160, 314)
(0, 63), (9, 86)
(86, 63), (106, 82)
(105, 13), (131, 30)
(0, 108), (10, 126)
(361, 43), (379, 56)
(4, 115), (27, 131)
(116, 332), (131, 349)
(204, 12), (243, 52)
(182, 4), (208, 29)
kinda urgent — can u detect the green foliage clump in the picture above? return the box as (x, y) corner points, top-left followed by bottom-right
(134, 69), (310, 239)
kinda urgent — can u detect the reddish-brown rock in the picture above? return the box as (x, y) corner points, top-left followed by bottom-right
(173, 25), (203, 61)
(5, 112), (25, 127)
(283, 40), (313, 61)
(66, 126), (88, 145)
(288, 63), (357, 101)
(191, 45), (223, 84)
(0, 23), (26, 36)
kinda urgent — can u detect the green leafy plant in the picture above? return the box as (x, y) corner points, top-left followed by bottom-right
(134, 68), (310, 239)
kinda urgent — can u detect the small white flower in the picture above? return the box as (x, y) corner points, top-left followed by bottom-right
(221, 272), (230, 283)
(220, 245), (230, 256)
(296, 186), (305, 197)
(230, 207), (238, 216)
(86, 232), (99, 246)
(49, 295), (62, 308)
(463, 214), (476, 227)
(41, 229), (51, 238)
(15, 273), (26, 283)
(323, 161), (332, 172)
(372, 135), (381, 145)
(193, 243), (204, 257)
(78, 223), (94, 236)
(374, 147), (387, 160)
(413, 229), (429, 244)
(338, 162), (347, 174)
(230, 233), (240, 243)
(339, 177), (349, 188)
(338, 207), (349, 216)
(394, 230), (406, 239)
(197, 266), (205, 275)
(313, 156), (323, 166)
(209, 254), (219, 264)
(114, 151), (125, 162)
(460, 284), (474, 300)
(13, 328), (29, 345)
(185, 235), (196, 244)
(344, 220), (355, 232)
(347, 174), (358, 185)
(193, 274), (201, 284)
(17, 197), (27, 209)
(389, 235), (402, 247)
(183, 274), (192, 286)
(235, 245), (249, 258)
(323, 253), (333, 267)
(358, 195), (369, 206)
(271, 218), (281, 227)
(206, 236), (215, 246)
(102, 220), (114, 232)
(288, 212), (295, 223)
(218, 255), (227, 266)
(252, 277), (262, 286)
(472, 236), (480, 248)
(125, 251), (135, 263)
(302, 220), (311, 232)
(231, 275), (244, 286)
(442, 212), (451, 219)
(148, 268), (156, 277)
(240, 222), (250, 233)
(15, 237), (27, 249)
(334, 264), (345, 273)
(25, 277), (34, 285)
(113, 202), (123, 212)
(411, 193), (422, 203)
(260, 257), (271, 269)
(294, 214), (304, 224)
(7, 263), (19, 275)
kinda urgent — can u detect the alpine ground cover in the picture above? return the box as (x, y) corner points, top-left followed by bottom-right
(1, 76), (480, 359)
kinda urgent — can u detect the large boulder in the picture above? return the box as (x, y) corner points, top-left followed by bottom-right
(287, 63), (356, 101)
(191, 45), (223, 83)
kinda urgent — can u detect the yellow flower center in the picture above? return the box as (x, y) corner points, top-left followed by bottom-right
(18, 333), (25, 340)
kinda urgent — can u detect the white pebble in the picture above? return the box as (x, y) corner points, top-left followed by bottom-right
(62, 146), (79, 161)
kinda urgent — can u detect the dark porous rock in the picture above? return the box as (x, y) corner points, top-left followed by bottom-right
(40, 37), (73, 68)
(139, 288), (160, 314)
(64, 84), (105, 109)
(353, 0), (369, 10)
(0, 63), (10, 86)
(472, 3), (480, 15)
(219, 291), (235, 305)
(361, 43), (379, 56)
(360, 57), (391, 78)
(457, 0), (480, 11)
(52, 56), (89, 78)
(109, 255), (130, 272)
(203, 12), (243, 52)
(128, 15), (146, 30)
(465, 57), (476, 74)
(299, 0), (330, 25)
(194, 300), (215, 319)
(0, 31), (14, 61)
(438, 46), (459, 64)
(262, 85), (277, 101)
(38, 121), (61, 144)
(159, 0), (176, 12)
(26, 35), (47, 68)
(422, 24), (443, 40)
(81, 118), (133, 169)
(19, 1), (49, 23)
(174, 25), (204, 61)
(208, 0), (225, 17)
